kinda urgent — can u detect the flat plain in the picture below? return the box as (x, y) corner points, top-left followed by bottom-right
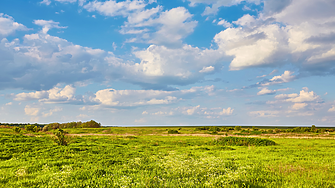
(1, 126), (335, 187)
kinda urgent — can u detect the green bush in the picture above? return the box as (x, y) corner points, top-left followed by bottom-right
(53, 129), (68, 146)
(168, 129), (179, 134)
(33, 126), (40, 132)
(13, 127), (21, 133)
(235, 126), (242, 131)
(214, 137), (276, 146)
(25, 124), (35, 132)
(42, 125), (49, 132)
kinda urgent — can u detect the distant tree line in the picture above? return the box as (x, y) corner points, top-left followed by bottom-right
(3, 120), (101, 131)
(195, 125), (334, 134)
(46, 120), (101, 129)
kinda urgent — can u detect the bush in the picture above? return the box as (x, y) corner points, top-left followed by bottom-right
(168, 129), (179, 134)
(42, 125), (49, 132)
(25, 124), (35, 132)
(214, 137), (276, 146)
(13, 127), (21, 133)
(53, 129), (68, 146)
(33, 126), (40, 132)
(235, 126), (242, 131)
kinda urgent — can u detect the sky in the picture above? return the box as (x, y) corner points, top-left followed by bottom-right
(0, 0), (335, 126)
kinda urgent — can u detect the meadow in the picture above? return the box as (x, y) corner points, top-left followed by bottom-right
(0, 125), (335, 187)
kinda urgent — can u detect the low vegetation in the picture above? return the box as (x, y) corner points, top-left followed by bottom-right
(214, 137), (276, 146)
(0, 124), (334, 187)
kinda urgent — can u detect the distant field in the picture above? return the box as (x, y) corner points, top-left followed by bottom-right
(1, 126), (335, 187)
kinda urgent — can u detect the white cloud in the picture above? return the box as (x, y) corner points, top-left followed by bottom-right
(328, 105), (335, 112)
(199, 66), (214, 73)
(83, 0), (147, 17)
(0, 14), (27, 37)
(93, 86), (212, 107)
(121, 7), (198, 46)
(134, 118), (146, 123)
(257, 87), (276, 95)
(42, 107), (62, 117)
(217, 19), (232, 28)
(5, 102), (13, 106)
(142, 111), (148, 115)
(281, 87), (322, 103)
(259, 71), (296, 86)
(33, 20), (67, 34)
(249, 110), (279, 117)
(187, 0), (261, 15)
(24, 105), (40, 116)
(291, 103), (307, 110)
(15, 85), (76, 103)
(185, 105), (200, 115)
(40, 0), (52, 5)
(220, 107), (234, 115)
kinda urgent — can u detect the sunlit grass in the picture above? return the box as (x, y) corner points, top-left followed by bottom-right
(0, 128), (335, 187)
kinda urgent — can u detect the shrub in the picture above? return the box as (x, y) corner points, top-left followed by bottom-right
(53, 129), (68, 146)
(13, 127), (21, 133)
(168, 129), (179, 134)
(235, 126), (242, 131)
(214, 137), (276, 146)
(42, 125), (49, 132)
(25, 124), (35, 132)
(33, 126), (40, 132)
(252, 126), (259, 131)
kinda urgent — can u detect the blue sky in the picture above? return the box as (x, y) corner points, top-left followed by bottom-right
(0, 0), (335, 125)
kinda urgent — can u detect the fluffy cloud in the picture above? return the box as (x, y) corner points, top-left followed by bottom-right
(0, 14), (27, 37)
(83, 0), (147, 17)
(199, 66), (214, 73)
(328, 105), (335, 112)
(33, 20), (67, 34)
(187, 0), (261, 15)
(249, 110), (279, 118)
(217, 19), (232, 28)
(24, 105), (40, 116)
(121, 7), (198, 46)
(275, 87), (322, 103)
(220, 107), (234, 115)
(93, 86), (213, 107)
(257, 87), (276, 95)
(14, 85), (76, 103)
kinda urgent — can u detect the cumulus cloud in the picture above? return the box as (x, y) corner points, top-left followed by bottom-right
(120, 7), (198, 46)
(15, 85), (76, 103)
(0, 14), (27, 37)
(217, 19), (232, 28)
(291, 103), (307, 110)
(257, 87), (276, 95)
(275, 87), (322, 103)
(33, 20), (67, 34)
(249, 110), (279, 118)
(199, 66), (214, 73)
(186, 0), (261, 15)
(328, 105), (335, 112)
(42, 107), (62, 117)
(24, 105), (40, 116)
(93, 86), (213, 107)
(220, 107), (234, 115)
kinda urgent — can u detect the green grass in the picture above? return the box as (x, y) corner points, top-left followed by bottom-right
(0, 127), (335, 187)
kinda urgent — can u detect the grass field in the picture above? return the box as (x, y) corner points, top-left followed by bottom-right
(1, 126), (335, 187)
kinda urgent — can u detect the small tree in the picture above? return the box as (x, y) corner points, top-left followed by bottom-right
(54, 129), (68, 146)
(311, 125), (316, 132)
(25, 124), (35, 132)
(13, 127), (21, 133)
(235, 126), (242, 131)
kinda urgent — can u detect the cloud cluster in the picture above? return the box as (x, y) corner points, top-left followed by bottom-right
(149, 105), (234, 119)
(0, 14), (27, 37)
(14, 85), (216, 107)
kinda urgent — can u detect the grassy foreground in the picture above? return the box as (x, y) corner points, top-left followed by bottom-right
(0, 127), (335, 187)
